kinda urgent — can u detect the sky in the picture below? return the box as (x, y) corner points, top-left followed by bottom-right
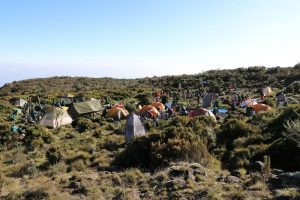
(0, 0), (300, 86)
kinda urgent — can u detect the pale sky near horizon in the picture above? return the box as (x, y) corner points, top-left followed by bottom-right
(0, 0), (300, 87)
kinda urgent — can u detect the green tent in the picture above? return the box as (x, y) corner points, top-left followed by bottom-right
(68, 100), (103, 119)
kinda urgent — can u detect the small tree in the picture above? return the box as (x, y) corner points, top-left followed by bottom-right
(54, 109), (64, 133)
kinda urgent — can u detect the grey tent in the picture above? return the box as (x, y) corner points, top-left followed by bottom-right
(277, 93), (287, 102)
(68, 100), (103, 119)
(202, 93), (213, 108)
(13, 98), (27, 108)
(125, 114), (146, 142)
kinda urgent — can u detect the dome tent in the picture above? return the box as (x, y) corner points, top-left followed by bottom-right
(189, 108), (217, 122)
(107, 107), (129, 120)
(252, 103), (272, 112)
(263, 87), (272, 96)
(40, 107), (73, 129)
(13, 98), (27, 108)
(125, 113), (146, 142)
(151, 102), (165, 111)
(138, 105), (159, 117)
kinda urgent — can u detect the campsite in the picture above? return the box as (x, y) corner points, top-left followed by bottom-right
(0, 66), (299, 199)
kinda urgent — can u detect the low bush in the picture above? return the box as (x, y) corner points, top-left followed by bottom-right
(268, 105), (300, 136)
(22, 125), (54, 150)
(113, 127), (211, 170)
(46, 147), (63, 165)
(262, 98), (276, 107)
(217, 119), (261, 150)
(286, 81), (300, 93)
(0, 122), (11, 144)
(76, 118), (100, 133)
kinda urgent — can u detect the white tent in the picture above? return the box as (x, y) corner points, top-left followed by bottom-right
(13, 98), (27, 108)
(40, 107), (73, 128)
(125, 114), (146, 142)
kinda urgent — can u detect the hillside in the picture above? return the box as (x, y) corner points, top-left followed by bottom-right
(0, 66), (300, 200)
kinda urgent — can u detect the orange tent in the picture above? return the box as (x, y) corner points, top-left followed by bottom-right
(108, 107), (129, 119)
(151, 102), (165, 111)
(252, 103), (272, 112)
(138, 105), (159, 116)
(188, 108), (217, 121)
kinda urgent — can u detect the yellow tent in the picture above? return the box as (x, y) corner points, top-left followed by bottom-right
(263, 87), (272, 96)
(60, 106), (69, 111)
(151, 102), (165, 111)
(137, 105), (143, 111)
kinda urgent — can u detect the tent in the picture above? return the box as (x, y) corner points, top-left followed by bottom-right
(107, 107), (129, 120)
(125, 114), (146, 142)
(252, 103), (272, 112)
(138, 105), (159, 117)
(13, 98), (27, 108)
(189, 108), (217, 121)
(68, 100), (103, 119)
(240, 98), (257, 108)
(86, 98), (97, 101)
(60, 106), (69, 111)
(277, 93), (287, 102)
(263, 87), (272, 96)
(40, 107), (73, 128)
(165, 102), (172, 109)
(151, 102), (165, 111)
(63, 93), (75, 98)
(203, 93), (213, 108)
(58, 97), (73, 106)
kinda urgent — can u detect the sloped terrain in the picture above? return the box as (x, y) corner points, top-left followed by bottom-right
(0, 65), (300, 199)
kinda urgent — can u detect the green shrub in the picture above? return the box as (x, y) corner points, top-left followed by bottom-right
(263, 118), (300, 171)
(135, 93), (152, 106)
(283, 119), (300, 148)
(267, 138), (300, 171)
(113, 127), (211, 170)
(170, 116), (190, 127)
(46, 147), (62, 165)
(262, 97), (276, 107)
(23, 125), (54, 150)
(23, 188), (49, 200)
(14, 161), (39, 178)
(0, 122), (11, 144)
(268, 105), (300, 136)
(124, 103), (136, 113)
(217, 119), (261, 150)
(286, 81), (300, 93)
(187, 116), (217, 149)
(76, 118), (100, 133)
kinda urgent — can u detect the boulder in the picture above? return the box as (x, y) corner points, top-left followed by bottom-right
(231, 170), (241, 178)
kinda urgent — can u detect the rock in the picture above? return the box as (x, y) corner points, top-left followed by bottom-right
(217, 175), (241, 184)
(272, 169), (284, 175)
(164, 179), (186, 191)
(169, 167), (189, 178)
(231, 170), (241, 178)
(189, 163), (204, 170)
(278, 172), (300, 187)
(225, 175), (241, 184)
(253, 161), (265, 172)
(269, 171), (300, 189)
